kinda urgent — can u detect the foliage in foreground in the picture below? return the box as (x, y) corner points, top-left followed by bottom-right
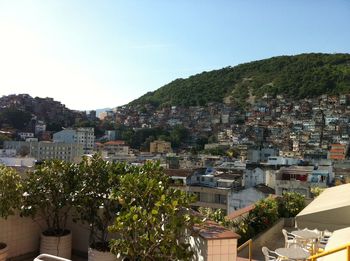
(277, 192), (306, 218)
(0, 165), (22, 218)
(74, 154), (121, 249)
(200, 192), (306, 244)
(21, 161), (79, 235)
(108, 161), (199, 261)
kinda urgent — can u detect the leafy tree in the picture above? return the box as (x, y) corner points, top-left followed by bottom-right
(21, 160), (79, 236)
(277, 192), (305, 218)
(74, 154), (120, 250)
(108, 162), (199, 261)
(0, 108), (32, 130)
(198, 207), (226, 224)
(310, 187), (325, 197)
(0, 165), (22, 218)
(0, 134), (11, 147)
(169, 125), (188, 148)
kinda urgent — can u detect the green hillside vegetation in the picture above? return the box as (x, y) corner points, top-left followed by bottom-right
(130, 53), (350, 108)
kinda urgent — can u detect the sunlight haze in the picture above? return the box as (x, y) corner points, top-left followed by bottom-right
(0, 0), (349, 110)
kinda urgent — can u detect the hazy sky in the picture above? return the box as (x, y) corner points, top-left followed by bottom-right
(0, 0), (349, 110)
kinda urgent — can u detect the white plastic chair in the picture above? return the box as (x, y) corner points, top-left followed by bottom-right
(282, 229), (296, 248)
(262, 247), (283, 261)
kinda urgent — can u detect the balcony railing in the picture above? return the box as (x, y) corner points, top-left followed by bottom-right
(237, 239), (252, 261)
(308, 242), (350, 261)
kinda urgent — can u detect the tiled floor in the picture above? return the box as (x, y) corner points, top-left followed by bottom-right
(23, 255), (87, 261)
(237, 227), (294, 261)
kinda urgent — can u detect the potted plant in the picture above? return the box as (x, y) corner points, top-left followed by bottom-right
(74, 154), (120, 261)
(21, 160), (79, 259)
(278, 192), (306, 227)
(108, 161), (199, 260)
(0, 165), (23, 261)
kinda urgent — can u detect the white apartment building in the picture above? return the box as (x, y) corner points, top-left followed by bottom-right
(53, 127), (95, 153)
(4, 141), (83, 162)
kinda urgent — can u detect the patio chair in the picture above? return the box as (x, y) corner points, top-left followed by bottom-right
(316, 229), (332, 252)
(282, 229), (296, 248)
(262, 247), (282, 261)
(322, 229), (333, 239)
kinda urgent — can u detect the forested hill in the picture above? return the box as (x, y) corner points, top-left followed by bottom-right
(130, 53), (350, 108)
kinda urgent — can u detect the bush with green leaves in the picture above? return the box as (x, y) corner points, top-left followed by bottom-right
(198, 207), (226, 224)
(21, 160), (79, 236)
(74, 154), (121, 250)
(108, 161), (199, 261)
(0, 165), (22, 218)
(278, 192), (306, 218)
(250, 196), (279, 231)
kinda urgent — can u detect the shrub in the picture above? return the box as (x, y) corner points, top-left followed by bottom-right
(21, 160), (79, 236)
(108, 161), (199, 260)
(0, 165), (22, 218)
(278, 192), (306, 218)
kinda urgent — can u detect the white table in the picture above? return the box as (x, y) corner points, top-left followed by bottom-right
(291, 230), (320, 240)
(275, 247), (310, 260)
(291, 230), (320, 254)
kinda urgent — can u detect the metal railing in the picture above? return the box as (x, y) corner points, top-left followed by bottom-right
(237, 239), (252, 261)
(308, 242), (350, 261)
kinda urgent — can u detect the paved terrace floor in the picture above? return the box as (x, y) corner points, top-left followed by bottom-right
(22, 255), (87, 261)
(238, 227), (294, 261)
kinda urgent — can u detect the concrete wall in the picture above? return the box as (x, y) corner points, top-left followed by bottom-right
(1, 213), (238, 261)
(0, 213), (44, 258)
(190, 236), (237, 261)
(237, 218), (294, 260)
(228, 188), (265, 214)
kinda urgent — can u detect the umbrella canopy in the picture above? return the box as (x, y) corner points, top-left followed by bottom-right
(295, 183), (350, 231)
(320, 227), (350, 261)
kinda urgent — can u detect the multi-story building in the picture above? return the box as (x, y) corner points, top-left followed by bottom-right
(274, 166), (314, 198)
(101, 140), (128, 155)
(18, 132), (34, 140)
(34, 121), (46, 135)
(4, 141), (83, 162)
(53, 127), (95, 154)
(150, 140), (172, 154)
(166, 168), (245, 214)
(76, 127), (95, 153)
(328, 143), (348, 161)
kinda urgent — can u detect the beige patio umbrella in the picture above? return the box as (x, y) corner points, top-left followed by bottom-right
(319, 227), (350, 261)
(295, 183), (350, 231)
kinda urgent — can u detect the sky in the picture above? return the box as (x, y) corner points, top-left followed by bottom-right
(0, 0), (349, 111)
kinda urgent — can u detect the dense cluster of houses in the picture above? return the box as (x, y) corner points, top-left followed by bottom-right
(101, 94), (350, 160)
(2, 94), (350, 216)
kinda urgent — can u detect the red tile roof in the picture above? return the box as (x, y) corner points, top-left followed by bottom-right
(226, 204), (255, 220)
(194, 220), (240, 240)
(104, 140), (126, 145)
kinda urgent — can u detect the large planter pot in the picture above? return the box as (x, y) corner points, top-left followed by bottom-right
(0, 243), (8, 261)
(40, 231), (72, 259)
(88, 247), (116, 261)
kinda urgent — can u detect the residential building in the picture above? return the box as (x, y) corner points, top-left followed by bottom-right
(229, 184), (275, 211)
(18, 132), (34, 140)
(274, 165), (313, 198)
(53, 127), (95, 154)
(150, 140), (172, 154)
(328, 143), (348, 160)
(4, 140), (83, 162)
(34, 121), (46, 135)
